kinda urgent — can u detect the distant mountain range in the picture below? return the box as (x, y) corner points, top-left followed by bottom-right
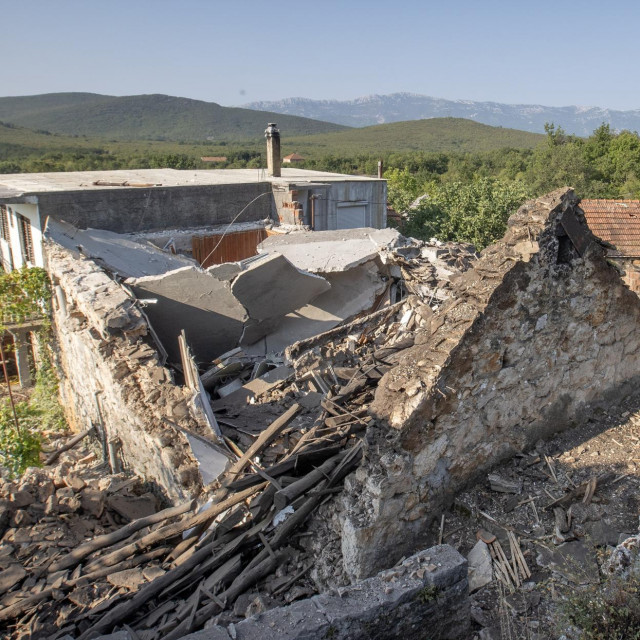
(244, 93), (640, 136)
(0, 93), (348, 141)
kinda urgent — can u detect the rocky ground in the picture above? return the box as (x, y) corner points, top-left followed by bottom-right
(425, 392), (640, 639)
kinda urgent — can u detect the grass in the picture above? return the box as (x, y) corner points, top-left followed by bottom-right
(0, 268), (66, 476)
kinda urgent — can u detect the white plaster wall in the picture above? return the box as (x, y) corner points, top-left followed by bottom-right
(4, 203), (44, 269)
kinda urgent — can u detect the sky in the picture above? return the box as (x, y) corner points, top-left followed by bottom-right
(2, 0), (640, 111)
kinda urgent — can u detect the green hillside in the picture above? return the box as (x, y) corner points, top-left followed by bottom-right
(284, 118), (544, 154)
(0, 93), (349, 142)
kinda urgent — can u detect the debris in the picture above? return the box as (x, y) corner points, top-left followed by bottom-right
(488, 473), (523, 494)
(468, 541), (493, 592)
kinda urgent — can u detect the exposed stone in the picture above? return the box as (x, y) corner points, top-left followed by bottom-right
(182, 545), (469, 640)
(340, 189), (640, 578)
(467, 540), (493, 592)
(536, 541), (599, 585)
(106, 567), (146, 590)
(603, 532), (640, 578)
(0, 564), (26, 595)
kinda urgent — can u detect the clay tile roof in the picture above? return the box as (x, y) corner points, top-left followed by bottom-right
(580, 199), (640, 258)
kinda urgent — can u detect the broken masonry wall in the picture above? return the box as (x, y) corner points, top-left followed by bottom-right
(341, 188), (640, 579)
(36, 183), (274, 234)
(45, 242), (204, 503)
(180, 545), (469, 640)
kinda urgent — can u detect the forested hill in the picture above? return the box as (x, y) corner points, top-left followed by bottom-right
(286, 118), (544, 154)
(0, 93), (349, 141)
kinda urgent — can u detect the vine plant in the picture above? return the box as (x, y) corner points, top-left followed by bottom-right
(0, 267), (64, 475)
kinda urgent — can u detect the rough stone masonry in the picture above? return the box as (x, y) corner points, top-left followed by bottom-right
(340, 188), (640, 579)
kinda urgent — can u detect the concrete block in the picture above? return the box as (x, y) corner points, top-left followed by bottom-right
(246, 261), (386, 355)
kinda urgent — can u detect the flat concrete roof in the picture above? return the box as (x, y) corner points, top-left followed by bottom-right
(0, 168), (384, 200)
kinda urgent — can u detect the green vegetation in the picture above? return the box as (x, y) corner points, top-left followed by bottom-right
(286, 118), (543, 155)
(416, 585), (440, 604)
(385, 123), (640, 248)
(0, 92), (348, 142)
(3, 106), (640, 252)
(560, 573), (640, 639)
(388, 171), (531, 249)
(0, 268), (65, 476)
(0, 267), (51, 327)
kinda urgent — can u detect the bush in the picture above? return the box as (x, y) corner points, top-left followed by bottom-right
(561, 574), (640, 640)
(0, 401), (42, 476)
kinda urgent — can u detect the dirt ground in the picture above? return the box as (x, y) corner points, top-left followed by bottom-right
(424, 392), (640, 639)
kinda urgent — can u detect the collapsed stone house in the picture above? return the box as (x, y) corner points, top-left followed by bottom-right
(4, 180), (640, 638)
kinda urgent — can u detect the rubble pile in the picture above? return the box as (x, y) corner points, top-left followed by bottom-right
(0, 258), (481, 640)
(0, 437), (161, 640)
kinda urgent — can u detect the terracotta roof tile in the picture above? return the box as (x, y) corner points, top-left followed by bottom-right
(579, 199), (640, 257)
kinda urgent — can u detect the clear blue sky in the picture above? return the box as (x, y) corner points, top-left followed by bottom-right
(2, 0), (639, 110)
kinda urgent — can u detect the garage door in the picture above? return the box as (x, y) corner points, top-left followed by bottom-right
(337, 203), (367, 229)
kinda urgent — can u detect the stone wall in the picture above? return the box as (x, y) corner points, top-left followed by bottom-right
(341, 188), (640, 579)
(179, 545), (469, 640)
(36, 183), (274, 234)
(46, 242), (205, 502)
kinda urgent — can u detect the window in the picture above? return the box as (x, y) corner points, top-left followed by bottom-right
(16, 214), (35, 264)
(0, 206), (8, 241)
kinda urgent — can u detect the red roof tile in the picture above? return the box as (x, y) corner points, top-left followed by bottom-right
(580, 199), (640, 258)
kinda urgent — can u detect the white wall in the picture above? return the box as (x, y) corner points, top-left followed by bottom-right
(2, 203), (44, 270)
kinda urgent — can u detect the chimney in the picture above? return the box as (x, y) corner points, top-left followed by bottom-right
(265, 123), (281, 177)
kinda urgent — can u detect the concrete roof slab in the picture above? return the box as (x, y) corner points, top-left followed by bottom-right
(257, 228), (402, 273)
(45, 219), (196, 278)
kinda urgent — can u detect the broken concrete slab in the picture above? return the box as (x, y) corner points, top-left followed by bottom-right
(257, 228), (402, 273)
(128, 267), (248, 364)
(212, 365), (293, 408)
(245, 261), (386, 355)
(45, 219), (195, 278)
(207, 262), (243, 282)
(231, 253), (330, 322)
(184, 432), (229, 486)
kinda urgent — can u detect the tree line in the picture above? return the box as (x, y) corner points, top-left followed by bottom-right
(2, 122), (639, 249)
(383, 123), (640, 248)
